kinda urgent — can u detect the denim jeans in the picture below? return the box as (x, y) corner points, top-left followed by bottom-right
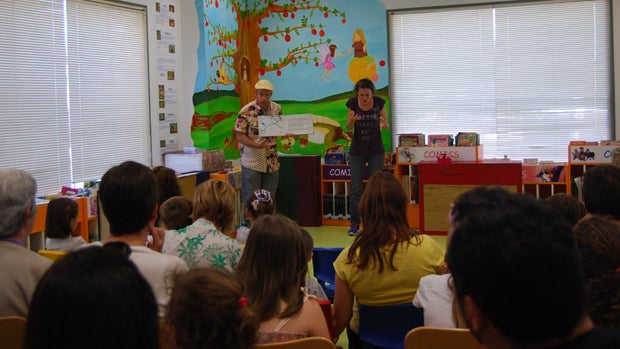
(349, 154), (384, 225)
(241, 166), (279, 226)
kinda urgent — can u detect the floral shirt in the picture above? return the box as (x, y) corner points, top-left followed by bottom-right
(162, 218), (243, 272)
(233, 100), (282, 173)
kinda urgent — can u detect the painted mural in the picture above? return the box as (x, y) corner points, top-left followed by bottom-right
(192, 0), (390, 159)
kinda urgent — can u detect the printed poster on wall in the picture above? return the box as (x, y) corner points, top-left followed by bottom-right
(155, 0), (180, 158)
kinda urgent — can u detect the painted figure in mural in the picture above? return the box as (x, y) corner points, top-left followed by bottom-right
(320, 44), (347, 80)
(346, 78), (388, 236)
(346, 29), (379, 83)
(234, 79), (282, 226)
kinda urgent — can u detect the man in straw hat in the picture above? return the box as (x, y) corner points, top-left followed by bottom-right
(234, 79), (282, 226)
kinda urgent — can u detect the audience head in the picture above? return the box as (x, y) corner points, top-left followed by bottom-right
(193, 179), (237, 235)
(544, 193), (586, 227)
(24, 243), (159, 349)
(350, 171), (417, 272)
(359, 172), (410, 234)
(573, 215), (620, 329)
(152, 166), (182, 208)
(447, 186), (586, 347)
(165, 268), (259, 349)
(159, 196), (193, 230)
(45, 197), (79, 239)
(582, 164), (620, 220)
(0, 169), (37, 239)
(245, 189), (275, 223)
(99, 161), (158, 236)
(236, 214), (307, 321)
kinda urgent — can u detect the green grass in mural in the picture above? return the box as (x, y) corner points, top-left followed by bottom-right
(191, 88), (391, 159)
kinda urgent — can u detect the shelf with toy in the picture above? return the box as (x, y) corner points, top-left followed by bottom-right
(521, 161), (568, 199)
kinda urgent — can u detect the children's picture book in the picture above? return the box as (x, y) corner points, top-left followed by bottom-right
(398, 133), (425, 147)
(427, 134), (454, 147)
(456, 132), (479, 146)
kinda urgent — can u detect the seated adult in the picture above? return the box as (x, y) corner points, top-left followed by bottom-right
(573, 215), (620, 329)
(163, 179), (243, 271)
(447, 186), (620, 349)
(164, 268), (260, 349)
(25, 243), (159, 349)
(236, 214), (330, 343)
(332, 172), (444, 346)
(93, 161), (188, 315)
(0, 169), (51, 317)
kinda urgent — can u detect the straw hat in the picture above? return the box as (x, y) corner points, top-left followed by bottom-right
(255, 79), (274, 90)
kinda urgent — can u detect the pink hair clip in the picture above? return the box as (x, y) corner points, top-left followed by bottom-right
(238, 297), (249, 307)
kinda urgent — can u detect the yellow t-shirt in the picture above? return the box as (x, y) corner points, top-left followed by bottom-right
(334, 234), (444, 332)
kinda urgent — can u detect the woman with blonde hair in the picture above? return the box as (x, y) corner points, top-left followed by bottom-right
(163, 179), (242, 271)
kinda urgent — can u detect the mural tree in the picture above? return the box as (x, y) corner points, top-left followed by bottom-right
(203, 0), (347, 106)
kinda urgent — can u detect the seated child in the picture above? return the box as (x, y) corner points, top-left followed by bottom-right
(236, 189), (275, 244)
(45, 197), (86, 251)
(159, 196), (193, 230)
(164, 268), (260, 349)
(299, 228), (328, 300)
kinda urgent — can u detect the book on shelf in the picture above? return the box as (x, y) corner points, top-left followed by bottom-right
(427, 134), (454, 147)
(401, 174), (418, 203)
(455, 132), (479, 146)
(322, 194), (334, 219)
(410, 175), (418, 203)
(398, 133), (425, 147)
(334, 194), (347, 220)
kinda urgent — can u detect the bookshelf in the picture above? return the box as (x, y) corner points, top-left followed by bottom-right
(417, 160), (522, 235)
(394, 146), (484, 229)
(521, 162), (568, 199)
(321, 165), (369, 226)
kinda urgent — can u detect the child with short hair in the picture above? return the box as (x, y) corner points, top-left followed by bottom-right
(299, 228), (328, 300)
(236, 189), (276, 244)
(159, 196), (193, 230)
(45, 197), (86, 251)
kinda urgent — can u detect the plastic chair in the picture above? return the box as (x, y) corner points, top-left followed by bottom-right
(404, 326), (487, 349)
(256, 337), (337, 349)
(358, 303), (424, 349)
(0, 316), (27, 349)
(311, 247), (344, 300)
(37, 249), (69, 262)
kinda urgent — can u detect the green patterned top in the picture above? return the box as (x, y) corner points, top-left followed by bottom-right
(163, 218), (243, 272)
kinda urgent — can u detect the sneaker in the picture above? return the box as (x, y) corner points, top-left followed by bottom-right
(347, 224), (360, 236)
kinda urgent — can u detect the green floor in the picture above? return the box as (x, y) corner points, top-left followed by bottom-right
(302, 225), (447, 348)
(304, 224), (447, 250)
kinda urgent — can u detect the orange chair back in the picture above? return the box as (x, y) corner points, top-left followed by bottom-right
(0, 316), (27, 349)
(404, 326), (487, 349)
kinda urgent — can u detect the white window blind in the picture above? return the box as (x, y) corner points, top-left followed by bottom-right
(389, 0), (611, 162)
(67, 0), (150, 181)
(0, 0), (150, 196)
